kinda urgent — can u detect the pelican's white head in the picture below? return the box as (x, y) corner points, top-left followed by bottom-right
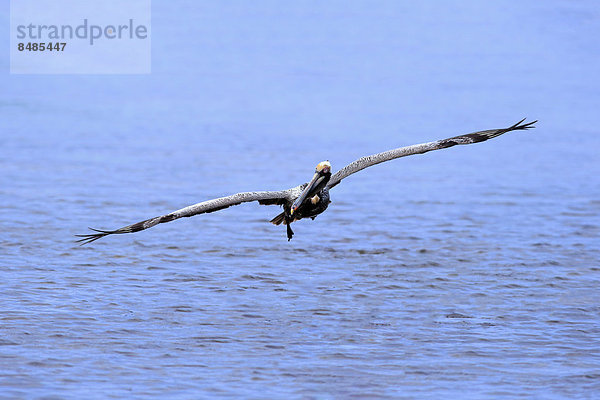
(315, 160), (331, 174)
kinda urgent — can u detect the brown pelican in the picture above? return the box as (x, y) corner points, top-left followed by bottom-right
(76, 118), (536, 245)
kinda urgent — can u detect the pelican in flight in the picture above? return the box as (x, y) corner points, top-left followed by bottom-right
(77, 118), (536, 245)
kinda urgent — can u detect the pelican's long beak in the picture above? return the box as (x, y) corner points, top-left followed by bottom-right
(290, 171), (322, 216)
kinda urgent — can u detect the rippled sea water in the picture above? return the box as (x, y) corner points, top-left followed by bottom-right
(1, 1), (599, 398)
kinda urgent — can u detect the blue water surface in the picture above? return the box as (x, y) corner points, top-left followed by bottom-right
(1, 1), (599, 398)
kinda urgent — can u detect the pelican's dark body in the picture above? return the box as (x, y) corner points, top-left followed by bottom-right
(282, 186), (330, 222)
(293, 187), (331, 221)
(270, 169), (332, 240)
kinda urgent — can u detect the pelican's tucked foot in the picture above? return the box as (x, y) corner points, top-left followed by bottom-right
(286, 223), (294, 241)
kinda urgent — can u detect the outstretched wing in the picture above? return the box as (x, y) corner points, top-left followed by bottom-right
(76, 189), (297, 245)
(327, 118), (537, 189)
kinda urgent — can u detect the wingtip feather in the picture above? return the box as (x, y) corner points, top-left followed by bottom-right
(74, 227), (113, 246)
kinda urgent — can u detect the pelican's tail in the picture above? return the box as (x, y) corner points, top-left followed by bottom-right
(270, 211), (287, 225)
